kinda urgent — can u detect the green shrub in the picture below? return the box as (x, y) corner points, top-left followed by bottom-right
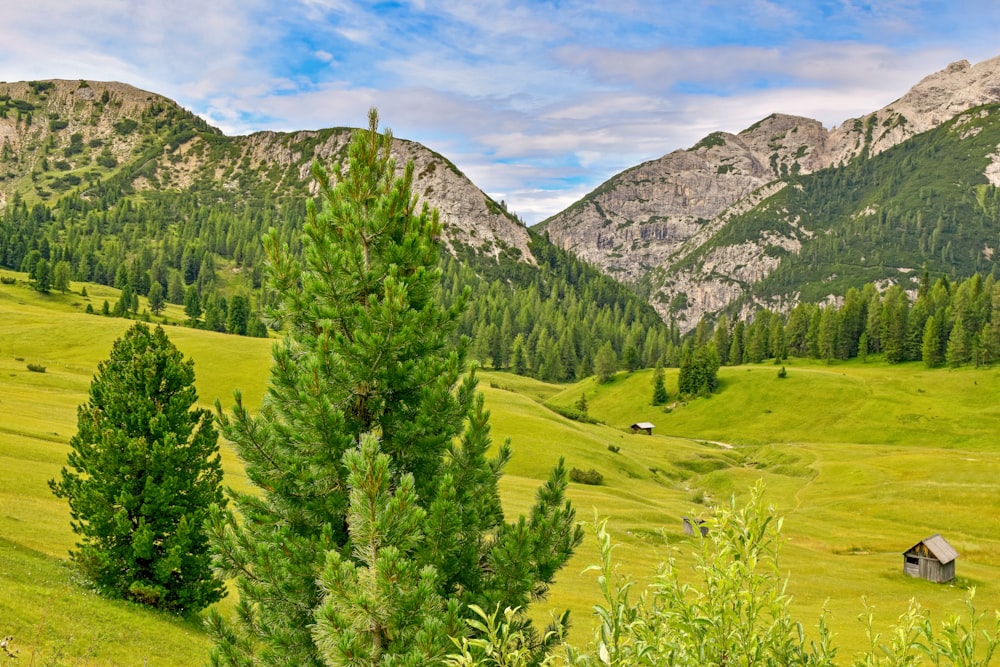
(26, 363), (46, 373)
(549, 404), (601, 424)
(570, 468), (604, 485)
(113, 118), (138, 135)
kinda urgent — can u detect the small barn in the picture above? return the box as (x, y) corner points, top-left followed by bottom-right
(903, 534), (958, 583)
(631, 422), (655, 435)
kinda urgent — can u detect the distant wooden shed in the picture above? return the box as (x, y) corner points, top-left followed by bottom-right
(631, 422), (655, 435)
(903, 534), (958, 583)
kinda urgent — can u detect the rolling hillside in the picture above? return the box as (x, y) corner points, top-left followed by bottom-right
(4, 270), (1000, 663)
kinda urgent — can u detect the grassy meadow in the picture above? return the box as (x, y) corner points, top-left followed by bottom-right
(4, 267), (1000, 663)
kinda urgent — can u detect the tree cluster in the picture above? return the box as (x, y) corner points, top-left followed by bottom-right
(698, 272), (1000, 369)
(440, 236), (676, 382)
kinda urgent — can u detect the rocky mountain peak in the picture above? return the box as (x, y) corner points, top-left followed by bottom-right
(539, 54), (1000, 330)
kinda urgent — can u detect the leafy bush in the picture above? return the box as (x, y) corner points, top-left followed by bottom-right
(549, 404), (601, 424)
(113, 118), (138, 135)
(26, 363), (46, 373)
(96, 149), (117, 168)
(0, 276), (15, 285)
(570, 468), (604, 485)
(607, 444), (620, 454)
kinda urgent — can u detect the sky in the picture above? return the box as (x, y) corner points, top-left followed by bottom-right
(2, 1), (999, 224)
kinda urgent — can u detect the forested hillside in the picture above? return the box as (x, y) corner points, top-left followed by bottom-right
(678, 104), (1000, 309)
(0, 79), (672, 379)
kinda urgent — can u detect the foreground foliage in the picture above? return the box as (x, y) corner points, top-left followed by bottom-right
(453, 484), (1000, 667)
(49, 322), (224, 612)
(208, 110), (581, 666)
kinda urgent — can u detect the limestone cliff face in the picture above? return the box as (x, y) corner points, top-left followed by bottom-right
(823, 55), (1000, 167)
(0, 80), (532, 263)
(544, 113), (825, 283)
(540, 55), (1000, 329)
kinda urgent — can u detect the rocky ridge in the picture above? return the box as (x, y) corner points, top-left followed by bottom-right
(539, 55), (1000, 329)
(0, 79), (532, 263)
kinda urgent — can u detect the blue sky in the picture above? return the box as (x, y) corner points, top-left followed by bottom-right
(2, 1), (998, 222)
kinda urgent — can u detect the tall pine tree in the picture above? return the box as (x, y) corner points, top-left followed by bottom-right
(208, 110), (581, 666)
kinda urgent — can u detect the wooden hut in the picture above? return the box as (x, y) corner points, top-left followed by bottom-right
(631, 422), (654, 435)
(903, 534), (958, 583)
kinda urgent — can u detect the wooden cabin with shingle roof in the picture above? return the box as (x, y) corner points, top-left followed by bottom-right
(903, 534), (958, 583)
(631, 422), (655, 435)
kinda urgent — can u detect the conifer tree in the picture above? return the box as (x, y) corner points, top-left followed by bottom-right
(53, 259), (72, 293)
(50, 323), (224, 612)
(147, 281), (165, 316)
(184, 284), (202, 324)
(208, 110), (581, 666)
(651, 359), (668, 405)
(31, 257), (52, 293)
(594, 341), (617, 383)
(312, 435), (463, 665)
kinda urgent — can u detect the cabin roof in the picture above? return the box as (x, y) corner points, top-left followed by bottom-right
(905, 534), (959, 564)
(632, 422), (655, 429)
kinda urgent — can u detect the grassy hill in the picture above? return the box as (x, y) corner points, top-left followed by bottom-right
(5, 269), (1000, 663)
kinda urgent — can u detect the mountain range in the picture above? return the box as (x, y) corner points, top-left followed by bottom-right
(537, 55), (1000, 328)
(3, 55), (1000, 333)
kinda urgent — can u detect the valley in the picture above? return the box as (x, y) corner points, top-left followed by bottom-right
(4, 270), (1000, 663)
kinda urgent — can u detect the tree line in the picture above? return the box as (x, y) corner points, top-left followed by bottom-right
(695, 272), (1000, 369)
(442, 243), (679, 383)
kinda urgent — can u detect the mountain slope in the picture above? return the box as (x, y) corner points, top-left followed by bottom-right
(538, 55), (1000, 328)
(0, 78), (672, 380)
(0, 78), (532, 262)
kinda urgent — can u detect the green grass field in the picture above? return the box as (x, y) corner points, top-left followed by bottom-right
(4, 269), (1000, 663)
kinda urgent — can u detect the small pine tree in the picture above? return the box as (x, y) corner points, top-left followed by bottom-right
(31, 258), (52, 293)
(575, 392), (589, 416)
(49, 323), (224, 612)
(183, 285), (202, 324)
(226, 294), (250, 336)
(594, 341), (617, 383)
(53, 260), (72, 293)
(147, 281), (165, 316)
(651, 360), (668, 405)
